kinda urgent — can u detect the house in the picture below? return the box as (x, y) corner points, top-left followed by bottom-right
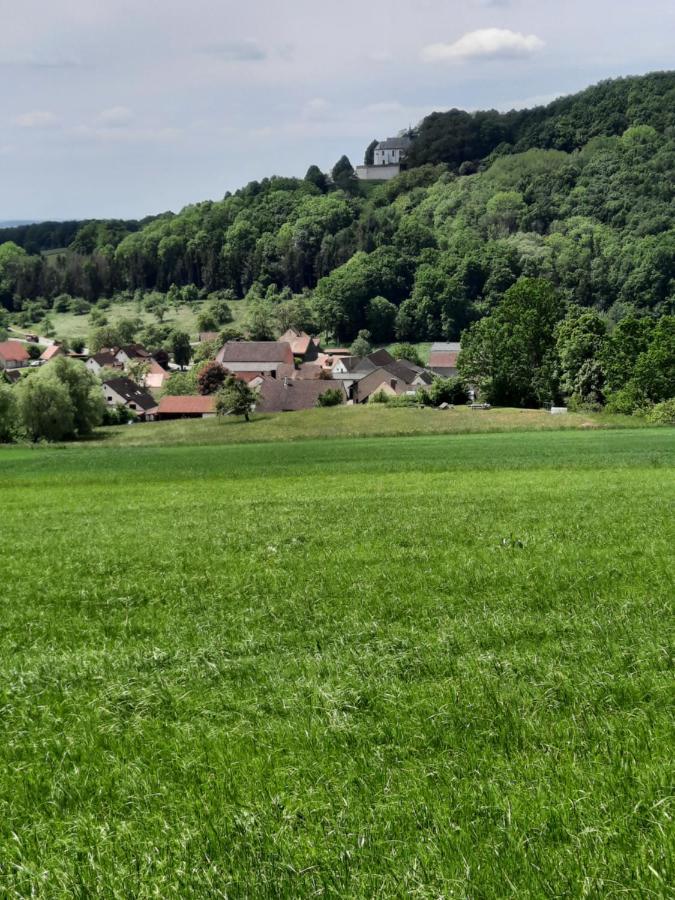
(255, 377), (347, 413)
(278, 328), (320, 361)
(114, 344), (152, 367)
(428, 342), (460, 377)
(356, 135), (412, 181)
(102, 376), (157, 419)
(0, 340), (30, 370)
(39, 343), (65, 363)
(155, 395), (216, 420)
(142, 358), (170, 390)
(86, 350), (121, 375)
(215, 341), (294, 376)
(356, 361), (432, 403)
(331, 349), (399, 397)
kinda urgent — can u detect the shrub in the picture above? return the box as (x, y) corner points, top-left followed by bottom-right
(197, 362), (228, 396)
(646, 398), (675, 425)
(101, 403), (137, 426)
(316, 388), (344, 407)
(0, 383), (17, 442)
(426, 376), (470, 407)
(604, 381), (650, 415)
(390, 343), (423, 367)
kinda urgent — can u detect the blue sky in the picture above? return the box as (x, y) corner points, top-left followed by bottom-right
(1, 0), (673, 220)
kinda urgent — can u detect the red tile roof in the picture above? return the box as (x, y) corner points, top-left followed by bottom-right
(0, 340), (30, 363)
(157, 395), (216, 415)
(429, 351), (458, 368)
(40, 344), (63, 361)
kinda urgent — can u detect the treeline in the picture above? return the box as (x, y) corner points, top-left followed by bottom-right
(0, 72), (673, 351)
(406, 71), (675, 170)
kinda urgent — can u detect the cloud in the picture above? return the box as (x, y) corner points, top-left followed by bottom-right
(302, 98), (331, 119)
(14, 111), (59, 128)
(70, 125), (182, 144)
(422, 28), (545, 63)
(0, 54), (85, 69)
(96, 106), (133, 127)
(201, 41), (267, 62)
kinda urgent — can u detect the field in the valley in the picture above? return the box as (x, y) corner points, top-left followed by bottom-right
(1, 428), (673, 896)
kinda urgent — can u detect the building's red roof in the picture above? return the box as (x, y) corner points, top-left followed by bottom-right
(279, 329), (314, 357)
(40, 344), (63, 361)
(157, 395), (216, 415)
(429, 351), (458, 368)
(0, 340), (30, 363)
(233, 371), (264, 384)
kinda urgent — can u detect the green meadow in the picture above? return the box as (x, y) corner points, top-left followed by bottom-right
(1, 428), (673, 897)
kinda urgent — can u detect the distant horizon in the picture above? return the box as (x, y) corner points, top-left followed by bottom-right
(2, 0), (673, 219)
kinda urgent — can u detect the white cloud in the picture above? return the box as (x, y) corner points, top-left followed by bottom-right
(14, 110), (59, 128)
(303, 98), (331, 119)
(96, 106), (133, 127)
(70, 124), (182, 144)
(422, 28), (545, 63)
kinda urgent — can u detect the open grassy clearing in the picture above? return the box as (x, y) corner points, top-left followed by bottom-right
(98, 404), (644, 448)
(0, 428), (673, 896)
(33, 301), (210, 343)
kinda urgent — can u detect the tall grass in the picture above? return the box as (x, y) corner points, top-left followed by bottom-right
(0, 429), (673, 896)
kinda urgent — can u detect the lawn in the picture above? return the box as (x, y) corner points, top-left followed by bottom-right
(37, 301), (206, 343)
(100, 404), (643, 448)
(1, 428), (673, 896)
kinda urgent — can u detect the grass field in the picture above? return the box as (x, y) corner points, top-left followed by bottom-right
(1, 428), (673, 896)
(100, 404), (644, 448)
(39, 301), (207, 343)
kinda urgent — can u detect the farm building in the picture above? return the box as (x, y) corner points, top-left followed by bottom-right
(278, 329), (320, 361)
(39, 344), (65, 363)
(0, 340), (31, 370)
(86, 351), (121, 375)
(216, 341), (294, 376)
(356, 362), (433, 403)
(115, 344), (152, 366)
(428, 342), (460, 377)
(155, 395), (216, 420)
(255, 377), (347, 413)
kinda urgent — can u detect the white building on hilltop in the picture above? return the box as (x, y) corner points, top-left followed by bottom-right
(356, 135), (412, 181)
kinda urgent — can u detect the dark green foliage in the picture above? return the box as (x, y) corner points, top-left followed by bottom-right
(425, 376), (470, 406)
(407, 72), (675, 170)
(171, 331), (192, 368)
(349, 329), (372, 357)
(390, 343), (423, 366)
(216, 375), (256, 421)
(316, 387), (344, 407)
(459, 278), (563, 407)
(364, 139), (378, 166)
(0, 383), (16, 442)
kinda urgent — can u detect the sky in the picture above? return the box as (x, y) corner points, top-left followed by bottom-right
(1, 0), (673, 221)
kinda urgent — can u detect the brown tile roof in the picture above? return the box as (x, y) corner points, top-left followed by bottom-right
(216, 341), (294, 365)
(0, 340), (30, 363)
(157, 395), (216, 415)
(256, 377), (346, 412)
(91, 351), (119, 367)
(119, 344), (151, 359)
(279, 329), (314, 356)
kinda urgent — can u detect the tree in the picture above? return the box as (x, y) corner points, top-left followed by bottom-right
(364, 139), (379, 166)
(350, 330), (372, 358)
(426, 376), (469, 406)
(316, 388), (344, 407)
(632, 315), (675, 402)
(459, 278), (563, 407)
(555, 306), (607, 403)
(171, 331), (192, 368)
(366, 296), (397, 343)
(331, 155), (357, 193)
(305, 165), (328, 193)
(216, 376), (256, 422)
(43, 356), (104, 435)
(197, 361), (228, 395)
(16, 376), (75, 442)
(0, 383), (16, 442)
(145, 292), (169, 323)
(390, 343), (423, 367)
(165, 370), (198, 395)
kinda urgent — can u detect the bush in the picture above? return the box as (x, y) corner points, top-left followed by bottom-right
(316, 388), (344, 407)
(0, 383), (17, 442)
(390, 343), (423, 367)
(197, 362), (228, 395)
(101, 403), (137, 426)
(604, 382), (650, 415)
(425, 376), (470, 407)
(646, 398), (675, 425)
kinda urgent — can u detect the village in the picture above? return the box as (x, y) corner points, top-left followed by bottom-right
(0, 330), (465, 423)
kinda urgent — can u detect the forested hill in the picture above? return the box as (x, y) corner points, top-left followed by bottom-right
(406, 71), (675, 170)
(0, 70), (673, 350)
